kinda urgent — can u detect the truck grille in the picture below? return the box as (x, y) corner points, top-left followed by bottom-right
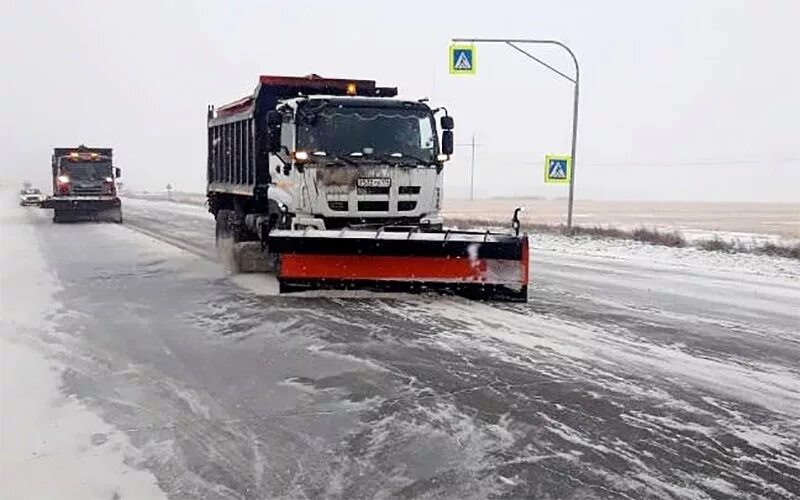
(398, 201), (417, 212)
(327, 185), (422, 214)
(358, 201), (389, 211)
(328, 200), (349, 211)
(357, 186), (390, 195)
(71, 185), (105, 195)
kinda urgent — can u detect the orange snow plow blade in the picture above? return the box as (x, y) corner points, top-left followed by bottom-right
(268, 229), (529, 301)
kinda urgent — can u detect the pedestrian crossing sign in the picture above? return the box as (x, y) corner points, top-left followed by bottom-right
(449, 44), (476, 75)
(545, 155), (572, 184)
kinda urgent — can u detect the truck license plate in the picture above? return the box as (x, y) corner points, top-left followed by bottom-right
(357, 178), (391, 188)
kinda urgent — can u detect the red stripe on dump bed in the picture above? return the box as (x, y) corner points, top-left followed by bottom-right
(259, 75), (376, 89)
(280, 254), (489, 281)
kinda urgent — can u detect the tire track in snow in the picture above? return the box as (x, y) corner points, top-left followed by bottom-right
(114, 197), (800, 498)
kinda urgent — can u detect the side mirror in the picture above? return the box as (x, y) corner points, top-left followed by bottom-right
(114, 167), (122, 178)
(266, 111), (282, 153)
(442, 131), (454, 155)
(440, 115), (454, 131)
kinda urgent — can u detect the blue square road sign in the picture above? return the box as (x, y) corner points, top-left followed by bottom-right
(449, 45), (476, 75)
(544, 155), (572, 184)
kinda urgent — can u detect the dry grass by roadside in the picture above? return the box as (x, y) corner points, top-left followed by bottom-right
(122, 194), (798, 260)
(695, 237), (800, 260)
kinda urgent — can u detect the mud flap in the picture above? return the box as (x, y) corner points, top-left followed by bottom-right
(269, 229), (530, 302)
(232, 242), (272, 273)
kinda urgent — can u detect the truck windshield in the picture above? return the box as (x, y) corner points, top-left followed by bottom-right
(296, 104), (436, 164)
(61, 162), (111, 181)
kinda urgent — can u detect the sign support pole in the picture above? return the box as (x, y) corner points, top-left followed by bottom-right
(567, 71), (579, 229)
(470, 134), (476, 201)
(452, 38), (580, 228)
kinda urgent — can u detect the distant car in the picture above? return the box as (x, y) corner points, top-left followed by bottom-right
(19, 188), (45, 206)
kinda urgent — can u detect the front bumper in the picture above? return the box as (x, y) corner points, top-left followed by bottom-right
(40, 196), (121, 211)
(270, 228), (530, 302)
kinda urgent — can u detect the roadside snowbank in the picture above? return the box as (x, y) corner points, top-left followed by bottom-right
(0, 338), (167, 499)
(0, 196), (167, 499)
(530, 232), (800, 282)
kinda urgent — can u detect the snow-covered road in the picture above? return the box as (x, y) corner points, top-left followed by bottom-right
(2, 194), (798, 499)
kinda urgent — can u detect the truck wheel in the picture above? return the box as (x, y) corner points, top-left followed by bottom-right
(53, 210), (62, 223)
(113, 208), (123, 224)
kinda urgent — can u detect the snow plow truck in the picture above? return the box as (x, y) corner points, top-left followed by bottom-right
(207, 74), (529, 301)
(40, 146), (123, 223)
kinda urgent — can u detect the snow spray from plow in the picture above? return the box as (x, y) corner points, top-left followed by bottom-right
(268, 228), (529, 301)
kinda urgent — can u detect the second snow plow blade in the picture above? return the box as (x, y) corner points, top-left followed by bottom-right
(269, 229), (529, 301)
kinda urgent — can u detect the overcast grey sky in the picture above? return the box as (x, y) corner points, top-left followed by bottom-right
(2, 0), (798, 202)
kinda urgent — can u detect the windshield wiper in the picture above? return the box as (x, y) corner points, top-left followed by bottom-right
(372, 152), (431, 166)
(401, 153), (432, 166)
(328, 154), (360, 167)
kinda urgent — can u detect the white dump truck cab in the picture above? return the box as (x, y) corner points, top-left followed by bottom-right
(266, 96), (452, 231)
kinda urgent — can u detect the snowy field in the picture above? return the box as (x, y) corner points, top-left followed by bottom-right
(445, 198), (800, 239)
(2, 192), (799, 498)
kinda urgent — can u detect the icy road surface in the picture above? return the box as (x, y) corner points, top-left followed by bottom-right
(1, 195), (798, 499)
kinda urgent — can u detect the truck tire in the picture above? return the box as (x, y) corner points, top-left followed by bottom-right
(112, 207), (123, 224)
(53, 210), (63, 223)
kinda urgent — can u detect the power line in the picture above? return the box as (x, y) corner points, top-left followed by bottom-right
(480, 157), (800, 168)
(454, 137), (484, 200)
(586, 157), (800, 167)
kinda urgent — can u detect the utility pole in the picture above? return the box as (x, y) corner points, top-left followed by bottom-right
(456, 136), (482, 201)
(470, 134), (476, 201)
(451, 37), (580, 227)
